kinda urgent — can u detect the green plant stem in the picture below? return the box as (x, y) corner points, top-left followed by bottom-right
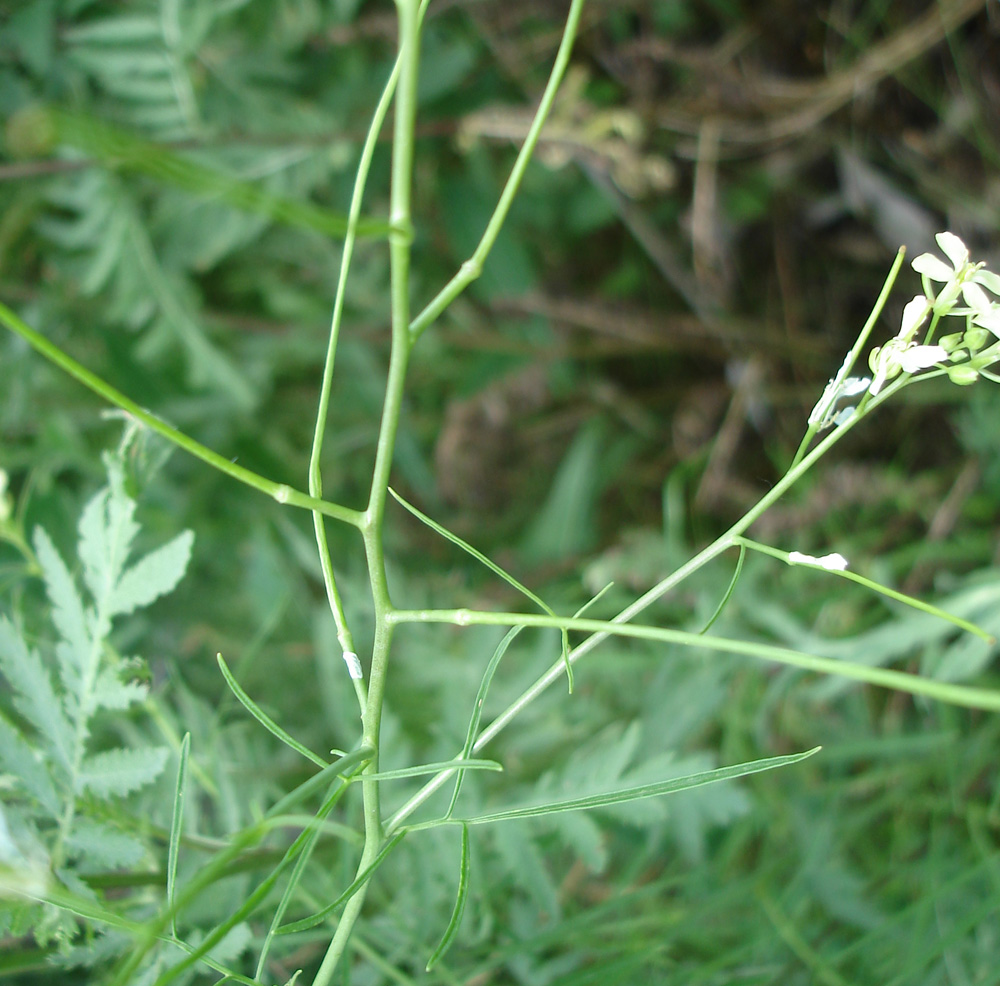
(790, 247), (906, 469)
(310, 1), (421, 981)
(407, 0), (587, 343)
(306, 11), (410, 704)
(387, 607), (1000, 710)
(0, 301), (363, 528)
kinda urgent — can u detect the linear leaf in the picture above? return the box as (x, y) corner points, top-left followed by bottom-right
(217, 654), (328, 768)
(354, 759), (502, 782)
(426, 824), (470, 971)
(276, 831), (409, 935)
(389, 489), (574, 689)
(167, 733), (189, 937)
(448, 748), (820, 826)
(110, 529), (194, 617)
(77, 746), (168, 797)
(448, 626), (523, 818)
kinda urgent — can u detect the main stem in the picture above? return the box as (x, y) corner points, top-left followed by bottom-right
(310, 2), (420, 982)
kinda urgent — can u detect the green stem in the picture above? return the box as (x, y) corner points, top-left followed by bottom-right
(0, 300), (364, 529)
(790, 247), (906, 469)
(310, 1), (421, 981)
(307, 9), (411, 710)
(407, 0), (587, 342)
(385, 608), (1000, 711)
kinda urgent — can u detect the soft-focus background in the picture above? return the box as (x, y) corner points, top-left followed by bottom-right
(2, 1), (1000, 982)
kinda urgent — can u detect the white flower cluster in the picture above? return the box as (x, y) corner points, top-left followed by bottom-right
(869, 232), (1000, 394)
(810, 233), (1000, 430)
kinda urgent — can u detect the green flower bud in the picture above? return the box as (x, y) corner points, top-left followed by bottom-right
(945, 364), (979, 386)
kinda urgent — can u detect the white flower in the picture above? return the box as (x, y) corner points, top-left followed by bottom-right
(911, 231), (969, 282)
(807, 349), (871, 430)
(788, 551), (849, 571)
(899, 295), (929, 341)
(897, 344), (948, 373)
(912, 232), (1000, 316)
(869, 339), (949, 395)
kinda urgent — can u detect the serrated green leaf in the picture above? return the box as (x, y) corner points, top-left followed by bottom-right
(64, 819), (145, 872)
(92, 668), (149, 712)
(77, 746), (168, 797)
(110, 530), (194, 618)
(78, 482), (139, 611)
(0, 713), (59, 814)
(32, 529), (89, 657)
(0, 618), (73, 771)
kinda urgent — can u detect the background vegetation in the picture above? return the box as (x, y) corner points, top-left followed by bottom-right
(2, 0), (1000, 982)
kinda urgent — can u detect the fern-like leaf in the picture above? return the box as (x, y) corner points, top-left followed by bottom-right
(77, 746), (170, 798)
(0, 616), (73, 770)
(110, 529), (194, 618)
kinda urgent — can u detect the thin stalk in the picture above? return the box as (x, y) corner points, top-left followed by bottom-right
(0, 301), (363, 529)
(309, 0), (421, 981)
(307, 10), (411, 705)
(790, 247), (906, 469)
(407, 0), (587, 342)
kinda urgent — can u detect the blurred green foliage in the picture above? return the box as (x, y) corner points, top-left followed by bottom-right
(2, 0), (1000, 983)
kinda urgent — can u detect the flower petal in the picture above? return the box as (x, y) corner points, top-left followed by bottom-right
(972, 307), (1000, 336)
(900, 296), (929, 338)
(898, 344), (948, 373)
(962, 281), (991, 313)
(936, 231), (969, 268)
(911, 254), (954, 281)
(974, 269), (1000, 296)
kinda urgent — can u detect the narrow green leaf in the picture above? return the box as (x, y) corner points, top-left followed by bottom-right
(167, 733), (189, 937)
(445, 748), (820, 826)
(700, 543), (745, 634)
(217, 654), (328, 769)
(276, 831), (409, 935)
(735, 536), (993, 642)
(448, 626), (524, 818)
(351, 759), (501, 782)
(426, 824), (470, 971)
(388, 488), (573, 689)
